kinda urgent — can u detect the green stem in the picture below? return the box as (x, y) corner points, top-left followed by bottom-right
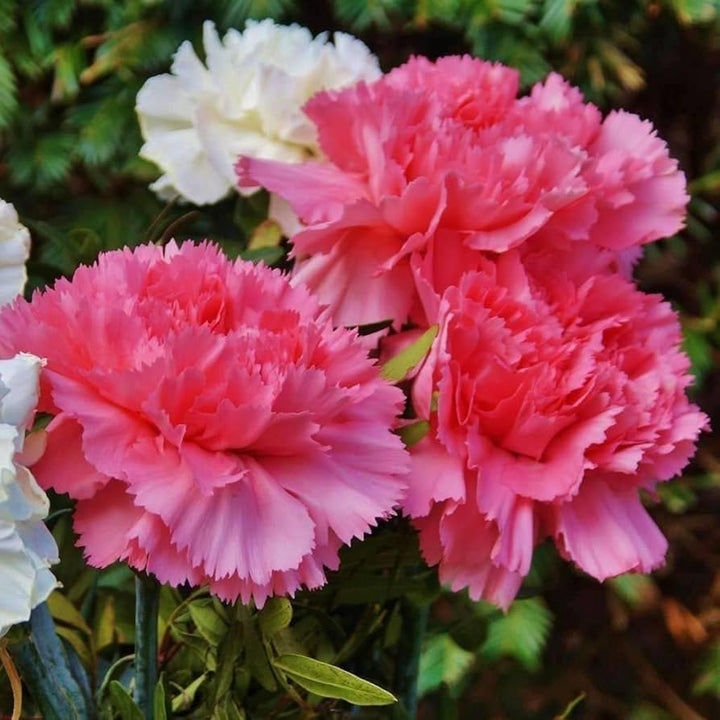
(134, 573), (160, 719)
(394, 600), (429, 719)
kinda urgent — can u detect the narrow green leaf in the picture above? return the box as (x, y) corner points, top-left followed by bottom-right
(108, 681), (144, 720)
(241, 614), (277, 692)
(9, 603), (91, 719)
(381, 325), (438, 383)
(93, 594), (116, 652)
(170, 673), (207, 713)
(273, 654), (397, 706)
(55, 626), (92, 669)
(47, 591), (92, 637)
(214, 627), (241, 703)
(154, 675), (169, 720)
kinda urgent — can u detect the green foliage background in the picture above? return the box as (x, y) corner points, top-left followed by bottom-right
(0, 1), (719, 718)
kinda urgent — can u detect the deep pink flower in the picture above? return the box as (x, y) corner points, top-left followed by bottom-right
(0, 242), (409, 605)
(237, 59), (687, 329)
(405, 246), (707, 608)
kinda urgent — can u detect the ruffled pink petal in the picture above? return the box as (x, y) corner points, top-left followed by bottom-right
(553, 480), (668, 580)
(30, 414), (111, 499)
(292, 234), (416, 328)
(166, 457), (315, 584)
(404, 434), (465, 517)
(467, 408), (621, 502)
(236, 156), (366, 225)
(74, 481), (145, 567)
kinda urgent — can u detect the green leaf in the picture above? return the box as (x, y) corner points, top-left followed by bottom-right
(693, 640), (720, 699)
(481, 598), (553, 672)
(248, 219), (282, 250)
(609, 573), (659, 609)
(154, 675), (169, 720)
(0, 48), (17, 127)
(398, 420), (430, 448)
(417, 634), (474, 697)
(47, 591), (92, 637)
(657, 480), (697, 514)
(55, 626), (93, 669)
(273, 654), (397, 706)
(381, 325), (438, 382)
(241, 612), (277, 692)
(51, 43), (83, 102)
(188, 598), (228, 646)
(239, 245), (285, 266)
(214, 627), (241, 703)
(688, 169), (720, 195)
(540, 0), (573, 42)
(170, 673), (207, 713)
(108, 681), (144, 720)
(93, 594), (116, 652)
(259, 597), (293, 637)
(0, 0), (17, 32)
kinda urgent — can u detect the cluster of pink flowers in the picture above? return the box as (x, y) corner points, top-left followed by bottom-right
(0, 53), (706, 609)
(238, 55), (707, 607)
(238, 56), (687, 329)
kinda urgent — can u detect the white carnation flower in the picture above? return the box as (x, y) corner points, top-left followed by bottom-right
(0, 353), (59, 637)
(0, 200), (31, 306)
(136, 20), (381, 205)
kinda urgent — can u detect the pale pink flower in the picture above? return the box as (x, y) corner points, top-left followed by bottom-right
(0, 242), (409, 605)
(405, 246), (707, 608)
(238, 60), (687, 328)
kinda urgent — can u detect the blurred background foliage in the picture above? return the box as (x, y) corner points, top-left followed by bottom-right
(0, 0), (718, 718)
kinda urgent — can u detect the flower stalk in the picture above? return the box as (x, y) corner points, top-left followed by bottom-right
(394, 600), (429, 719)
(134, 573), (160, 719)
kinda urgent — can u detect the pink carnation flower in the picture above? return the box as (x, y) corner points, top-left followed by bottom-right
(0, 242), (409, 605)
(405, 246), (707, 608)
(237, 59), (687, 328)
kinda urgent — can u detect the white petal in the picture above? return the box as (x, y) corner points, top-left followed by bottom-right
(0, 200), (30, 305)
(135, 21), (381, 205)
(0, 353), (42, 430)
(136, 75), (195, 130)
(0, 519), (58, 637)
(140, 128), (231, 205)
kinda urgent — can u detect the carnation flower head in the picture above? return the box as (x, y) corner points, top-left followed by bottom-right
(405, 245), (708, 608)
(137, 20), (380, 205)
(238, 57), (687, 328)
(0, 199), (31, 307)
(0, 353), (59, 635)
(0, 242), (409, 605)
